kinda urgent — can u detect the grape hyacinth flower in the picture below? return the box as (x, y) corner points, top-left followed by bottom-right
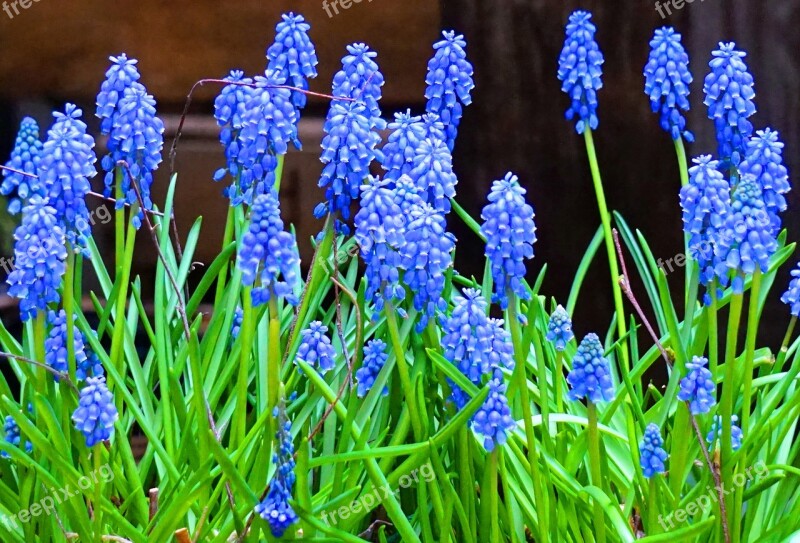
(356, 339), (389, 398)
(381, 111), (446, 182)
(678, 356), (717, 415)
(392, 174), (426, 214)
(781, 262), (800, 317)
(237, 192), (300, 307)
(354, 177), (406, 315)
(546, 305), (574, 351)
(480, 172), (536, 310)
(255, 400), (298, 537)
(332, 43), (385, 122)
(6, 197), (68, 321)
(703, 42), (756, 165)
(558, 10), (604, 134)
(296, 321), (336, 374)
(45, 310), (104, 382)
(567, 333), (614, 403)
(1, 117), (43, 214)
(409, 137), (458, 213)
(738, 128), (790, 235)
(472, 371), (516, 452)
(707, 415), (743, 451)
(424, 31), (474, 150)
(96, 54), (143, 134)
(643, 27), (693, 142)
(213, 71), (255, 200)
(266, 12), (319, 108)
(40, 104), (97, 251)
(400, 202), (456, 331)
(72, 376), (118, 448)
(231, 306), (244, 340)
(639, 423), (668, 478)
(713, 174), (777, 293)
(1, 415), (32, 459)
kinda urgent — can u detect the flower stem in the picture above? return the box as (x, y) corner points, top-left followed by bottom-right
(479, 449), (500, 542)
(587, 402), (606, 543)
(236, 288), (254, 449)
(384, 301), (424, 440)
(267, 298), (281, 419)
(647, 477), (658, 535)
(709, 285), (720, 377)
(63, 250), (77, 382)
(674, 136), (690, 187)
(741, 269), (762, 434)
(93, 445), (103, 542)
(773, 316), (796, 375)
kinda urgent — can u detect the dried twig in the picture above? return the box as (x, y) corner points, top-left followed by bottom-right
(0, 351), (79, 393)
(148, 488), (159, 522)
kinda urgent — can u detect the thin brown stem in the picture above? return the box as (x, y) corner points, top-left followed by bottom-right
(0, 351), (78, 393)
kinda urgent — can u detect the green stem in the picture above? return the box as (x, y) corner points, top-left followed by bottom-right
(674, 136), (690, 187)
(741, 269), (762, 434)
(583, 128), (629, 373)
(236, 288), (254, 448)
(773, 316), (796, 375)
(267, 298), (281, 419)
(63, 251), (77, 382)
(587, 402), (606, 543)
(709, 284), (720, 377)
(93, 446), (103, 542)
(109, 214), (138, 384)
(214, 205), (235, 309)
(457, 426), (476, 540)
(114, 169), (125, 274)
(647, 477), (658, 536)
(479, 449), (500, 542)
(384, 301), (424, 440)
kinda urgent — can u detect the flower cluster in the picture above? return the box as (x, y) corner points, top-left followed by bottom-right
(213, 71), (255, 200)
(644, 27), (693, 141)
(408, 137), (458, 213)
(639, 423), (668, 478)
(567, 333), (614, 403)
(2, 415), (32, 459)
(231, 306), (244, 340)
(255, 400), (298, 537)
(558, 11), (604, 134)
(546, 305), (574, 351)
(96, 54), (142, 133)
(472, 373), (516, 452)
(296, 321), (336, 374)
(356, 339), (389, 398)
(381, 111), (446, 182)
(678, 356), (716, 415)
(332, 43), (385, 120)
(72, 376), (118, 448)
(392, 174), (426, 213)
(266, 12), (319, 108)
(1, 117), (43, 214)
(738, 128), (790, 235)
(707, 415), (743, 451)
(781, 263), (800, 317)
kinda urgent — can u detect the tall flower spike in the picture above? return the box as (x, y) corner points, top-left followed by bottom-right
(678, 356), (717, 415)
(408, 137), (458, 212)
(713, 174), (777, 293)
(356, 339), (389, 398)
(424, 31), (474, 150)
(639, 423), (668, 478)
(1, 117), (44, 214)
(237, 192), (300, 307)
(400, 202), (456, 331)
(392, 174), (426, 214)
(40, 104), (97, 252)
(781, 262), (800, 317)
(267, 12), (319, 109)
(567, 333), (614, 403)
(45, 310), (105, 382)
(296, 321), (336, 374)
(644, 27), (693, 142)
(72, 376), (118, 447)
(255, 399), (298, 538)
(738, 128), (790, 235)
(213, 71), (255, 199)
(2, 415), (32, 458)
(96, 54), (143, 134)
(472, 371), (516, 452)
(331, 43), (385, 124)
(381, 111), (446, 182)
(558, 10), (604, 134)
(481, 172), (536, 311)
(546, 305), (574, 351)
(354, 177), (407, 315)
(703, 43), (756, 165)
(707, 415), (743, 451)
(6, 197), (68, 321)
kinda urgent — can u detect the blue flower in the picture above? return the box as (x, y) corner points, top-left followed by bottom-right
(703, 43), (756, 165)
(356, 339), (389, 398)
(1, 117), (44, 214)
(231, 306), (244, 339)
(546, 305), (574, 351)
(315, 100), (382, 220)
(266, 12), (319, 108)
(567, 333), (614, 403)
(213, 71), (255, 198)
(354, 177), (406, 315)
(481, 173), (536, 310)
(6, 197), (68, 321)
(472, 372), (516, 452)
(392, 174), (426, 213)
(101, 85), (165, 228)
(96, 54), (143, 134)
(40, 105), (97, 251)
(678, 356), (716, 415)
(781, 262), (800, 317)
(738, 128), (790, 235)
(72, 376), (118, 448)
(639, 423), (668, 478)
(382, 111), (446, 182)
(409, 137), (458, 213)
(45, 310), (105, 382)
(2, 414), (32, 459)
(237, 191), (300, 307)
(644, 27), (693, 142)
(400, 203), (456, 331)
(707, 415), (743, 451)
(713, 174), (777, 293)
(558, 11), (604, 134)
(424, 31), (474, 150)
(332, 43), (385, 123)
(296, 321), (336, 374)
(255, 400), (298, 538)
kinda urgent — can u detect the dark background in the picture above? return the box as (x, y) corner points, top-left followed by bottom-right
(1, 0), (798, 349)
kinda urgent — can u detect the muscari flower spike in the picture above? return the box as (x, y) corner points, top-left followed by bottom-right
(354, 177), (407, 315)
(40, 104), (97, 252)
(738, 128), (790, 235)
(400, 202), (456, 331)
(45, 310), (105, 382)
(546, 305), (574, 351)
(644, 27), (694, 142)
(424, 31), (474, 150)
(237, 191), (300, 307)
(703, 42), (756, 165)
(2, 414), (32, 459)
(6, 197), (68, 321)
(472, 370), (516, 452)
(1, 117), (44, 214)
(713, 174), (777, 293)
(356, 339), (389, 398)
(213, 70), (255, 198)
(266, 12), (319, 109)
(567, 333), (615, 403)
(481, 172), (536, 311)
(678, 356), (716, 415)
(96, 54), (143, 134)
(781, 262), (800, 317)
(255, 400), (298, 537)
(332, 43), (385, 122)
(408, 137), (458, 213)
(707, 415), (743, 451)
(72, 376), (118, 448)
(392, 174), (426, 214)
(558, 10), (604, 134)
(231, 306), (244, 339)
(381, 111), (446, 182)
(639, 423), (668, 478)
(296, 321), (336, 374)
